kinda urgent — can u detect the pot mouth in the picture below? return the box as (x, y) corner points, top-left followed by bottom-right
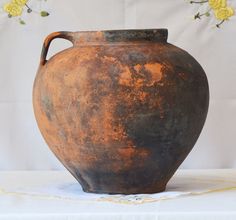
(73, 29), (168, 44)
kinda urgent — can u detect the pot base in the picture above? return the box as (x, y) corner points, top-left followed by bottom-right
(82, 185), (166, 195)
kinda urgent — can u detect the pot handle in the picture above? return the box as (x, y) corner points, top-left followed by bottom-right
(40, 31), (75, 66)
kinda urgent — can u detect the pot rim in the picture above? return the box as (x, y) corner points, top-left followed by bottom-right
(72, 28), (168, 43)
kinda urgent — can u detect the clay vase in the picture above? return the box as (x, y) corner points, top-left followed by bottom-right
(33, 29), (209, 194)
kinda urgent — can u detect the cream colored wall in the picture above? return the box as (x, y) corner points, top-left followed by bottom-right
(0, 0), (235, 170)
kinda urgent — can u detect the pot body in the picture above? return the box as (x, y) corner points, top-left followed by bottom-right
(33, 29), (209, 194)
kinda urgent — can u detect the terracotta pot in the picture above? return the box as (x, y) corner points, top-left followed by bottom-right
(33, 29), (209, 194)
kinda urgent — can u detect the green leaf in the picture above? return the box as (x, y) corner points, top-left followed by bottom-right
(40, 11), (50, 17)
(194, 12), (201, 19)
(19, 19), (26, 25)
(205, 12), (210, 17)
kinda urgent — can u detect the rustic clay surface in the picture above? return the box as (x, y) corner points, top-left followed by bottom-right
(33, 29), (209, 194)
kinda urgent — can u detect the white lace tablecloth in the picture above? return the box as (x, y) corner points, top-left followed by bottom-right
(0, 169), (236, 219)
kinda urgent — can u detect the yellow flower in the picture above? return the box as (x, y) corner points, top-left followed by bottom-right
(209, 0), (227, 10)
(12, 0), (28, 6)
(214, 7), (235, 20)
(3, 2), (23, 17)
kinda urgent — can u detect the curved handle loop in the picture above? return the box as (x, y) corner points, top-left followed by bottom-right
(40, 31), (75, 66)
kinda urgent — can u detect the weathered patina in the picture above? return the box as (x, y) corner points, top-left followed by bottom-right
(33, 29), (209, 194)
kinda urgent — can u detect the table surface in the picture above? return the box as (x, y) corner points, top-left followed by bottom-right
(0, 169), (236, 220)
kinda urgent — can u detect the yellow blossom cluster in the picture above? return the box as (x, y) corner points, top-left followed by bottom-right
(3, 0), (28, 17)
(208, 0), (234, 20)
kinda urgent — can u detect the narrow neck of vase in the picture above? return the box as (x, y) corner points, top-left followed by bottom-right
(72, 29), (168, 44)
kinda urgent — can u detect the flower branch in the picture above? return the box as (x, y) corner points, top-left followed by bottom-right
(190, 1), (209, 4)
(189, 0), (235, 28)
(3, 0), (49, 25)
